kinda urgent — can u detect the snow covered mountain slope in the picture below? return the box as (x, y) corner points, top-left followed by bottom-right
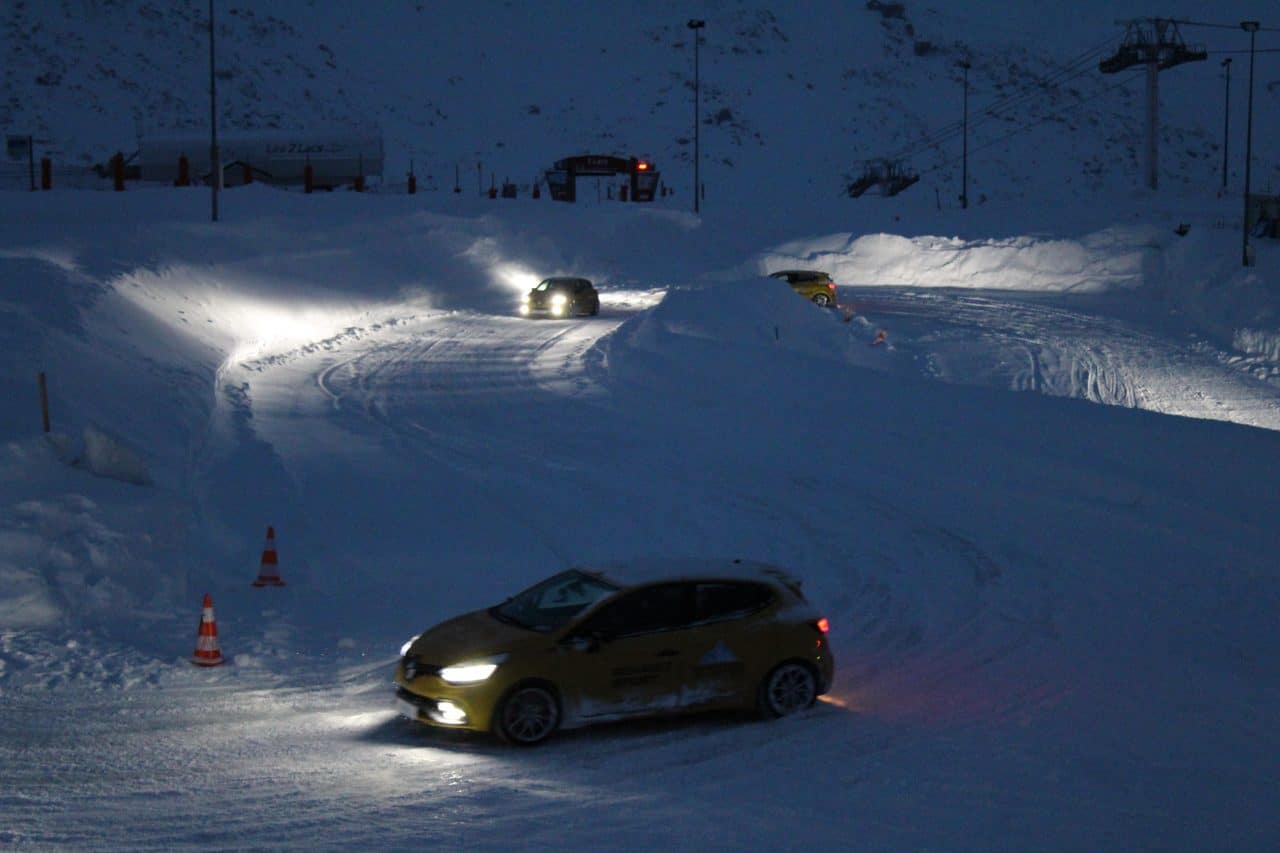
(3, 0), (1279, 212)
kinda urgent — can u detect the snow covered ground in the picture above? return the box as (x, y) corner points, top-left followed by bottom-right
(1, 183), (1278, 849)
(3, 0), (1280, 845)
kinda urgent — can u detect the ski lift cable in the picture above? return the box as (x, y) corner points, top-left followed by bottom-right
(1173, 19), (1280, 33)
(884, 35), (1121, 162)
(886, 40), (1115, 158)
(886, 44), (1116, 162)
(919, 69), (1145, 177)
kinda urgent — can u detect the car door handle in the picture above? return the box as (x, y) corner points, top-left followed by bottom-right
(656, 649), (680, 657)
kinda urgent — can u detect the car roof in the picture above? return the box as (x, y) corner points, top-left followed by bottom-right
(542, 276), (590, 285)
(581, 558), (806, 594)
(769, 269), (828, 277)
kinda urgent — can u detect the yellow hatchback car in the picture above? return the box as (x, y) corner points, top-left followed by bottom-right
(394, 559), (834, 745)
(768, 269), (838, 307)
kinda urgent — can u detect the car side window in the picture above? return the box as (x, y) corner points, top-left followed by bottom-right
(694, 582), (773, 623)
(578, 583), (694, 638)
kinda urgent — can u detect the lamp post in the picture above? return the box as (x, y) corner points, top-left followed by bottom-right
(1241, 21), (1259, 267)
(687, 18), (705, 214)
(959, 59), (971, 210)
(209, 0), (219, 223)
(1221, 57), (1231, 191)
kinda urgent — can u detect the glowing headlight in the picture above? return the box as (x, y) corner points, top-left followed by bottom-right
(436, 700), (467, 724)
(439, 654), (507, 684)
(400, 635), (420, 656)
(550, 293), (568, 308)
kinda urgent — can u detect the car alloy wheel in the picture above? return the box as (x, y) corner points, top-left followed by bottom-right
(497, 684), (560, 745)
(761, 662), (817, 717)
(811, 293), (831, 307)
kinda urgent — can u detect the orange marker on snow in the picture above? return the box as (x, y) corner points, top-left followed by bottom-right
(251, 526), (285, 587)
(191, 593), (225, 667)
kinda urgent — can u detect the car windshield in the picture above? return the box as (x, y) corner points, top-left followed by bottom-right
(534, 279), (570, 292)
(490, 570), (619, 633)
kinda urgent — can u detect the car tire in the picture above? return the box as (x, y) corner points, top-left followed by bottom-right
(590, 302), (599, 316)
(758, 661), (818, 718)
(494, 683), (561, 745)
(811, 293), (832, 307)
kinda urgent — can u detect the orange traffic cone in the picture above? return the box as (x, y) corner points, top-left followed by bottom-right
(191, 593), (225, 667)
(251, 525), (285, 587)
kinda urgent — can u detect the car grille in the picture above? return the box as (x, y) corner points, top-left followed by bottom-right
(396, 686), (428, 707)
(402, 659), (441, 681)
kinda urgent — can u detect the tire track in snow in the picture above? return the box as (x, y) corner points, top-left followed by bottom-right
(848, 288), (1280, 430)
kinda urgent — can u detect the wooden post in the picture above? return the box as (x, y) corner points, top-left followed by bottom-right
(40, 157), (51, 190)
(38, 372), (50, 432)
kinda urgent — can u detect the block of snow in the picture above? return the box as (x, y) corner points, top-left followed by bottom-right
(80, 424), (153, 486)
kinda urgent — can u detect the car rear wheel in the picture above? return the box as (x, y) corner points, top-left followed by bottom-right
(811, 292), (832, 307)
(494, 683), (560, 745)
(759, 661), (818, 718)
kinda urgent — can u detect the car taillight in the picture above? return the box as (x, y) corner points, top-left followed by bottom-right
(826, 283), (836, 290)
(814, 617), (829, 634)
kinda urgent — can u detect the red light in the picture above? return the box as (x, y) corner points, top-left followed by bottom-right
(815, 617), (830, 634)
(826, 283), (835, 290)
(636, 162), (650, 171)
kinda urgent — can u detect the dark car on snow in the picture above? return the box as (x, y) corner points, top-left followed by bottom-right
(521, 277), (600, 318)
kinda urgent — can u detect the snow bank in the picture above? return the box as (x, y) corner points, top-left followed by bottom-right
(619, 276), (858, 366)
(1235, 328), (1280, 362)
(761, 226), (1162, 292)
(79, 424), (152, 486)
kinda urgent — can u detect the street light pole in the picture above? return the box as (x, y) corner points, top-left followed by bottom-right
(687, 18), (705, 214)
(1241, 21), (1259, 267)
(1221, 57), (1231, 191)
(960, 59), (971, 210)
(209, 0), (219, 223)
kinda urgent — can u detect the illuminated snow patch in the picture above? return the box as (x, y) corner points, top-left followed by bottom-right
(112, 264), (378, 365)
(762, 225), (1160, 292)
(491, 262), (542, 296)
(599, 288), (667, 311)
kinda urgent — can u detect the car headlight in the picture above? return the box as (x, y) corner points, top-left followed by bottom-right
(439, 653), (508, 684)
(399, 635), (420, 657)
(550, 293), (568, 307)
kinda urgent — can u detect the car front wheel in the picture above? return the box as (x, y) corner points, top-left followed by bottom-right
(759, 662), (818, 718)
(494, 683), (560, 745)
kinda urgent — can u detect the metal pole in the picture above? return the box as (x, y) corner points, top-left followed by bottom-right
(27, 134), (35, 192)
(1146, 57), (1158, 190)
(37, 371), (50, 433)
(1222, 57), (1231, 190)
(209, 0), (219, 222)
(688, 19), (705, 215)
(1242, 21), (1259, 267)
(962, 63), (968, 209)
